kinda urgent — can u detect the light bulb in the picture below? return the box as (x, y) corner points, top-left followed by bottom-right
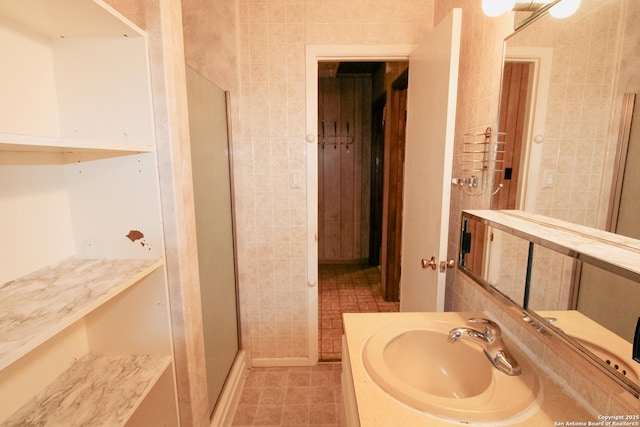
(482, 0), (516, 16)
(482, 0), (516, 17)
(549, 0), (581, 18)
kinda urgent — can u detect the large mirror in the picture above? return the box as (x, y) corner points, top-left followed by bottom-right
(492, 0), (638, 230)
(468, 0), (640, 397)
(460, 210), (640, 395)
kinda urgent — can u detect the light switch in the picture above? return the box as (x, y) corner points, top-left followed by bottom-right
(290, 172), (300, 188)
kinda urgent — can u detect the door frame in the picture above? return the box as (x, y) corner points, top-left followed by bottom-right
(499, 46), (553, 212)
(305, 45), (415, 363)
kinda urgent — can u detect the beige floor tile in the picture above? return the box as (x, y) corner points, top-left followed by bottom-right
(318, 264), (398, 361)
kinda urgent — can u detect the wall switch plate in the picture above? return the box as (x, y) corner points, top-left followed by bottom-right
(290, 172), (300, 188)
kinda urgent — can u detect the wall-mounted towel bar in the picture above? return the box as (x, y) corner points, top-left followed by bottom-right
(452, 127), (505, 195)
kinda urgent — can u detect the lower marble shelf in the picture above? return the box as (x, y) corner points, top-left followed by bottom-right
(2, 353), (171, 426)
(0, 257), (163, 371)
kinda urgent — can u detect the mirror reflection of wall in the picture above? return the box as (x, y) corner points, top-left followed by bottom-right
(578, 96), (640, 343)
(528, 244), (573, 311)
(577, 263), (640, 342)
(611, 95), (640, 240)
(487, 0), (640, 345)
(494, 0), (635, 229)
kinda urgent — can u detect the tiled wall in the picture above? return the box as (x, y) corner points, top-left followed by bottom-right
(507, 0), (624, 228)
(235, 0), (434, 361)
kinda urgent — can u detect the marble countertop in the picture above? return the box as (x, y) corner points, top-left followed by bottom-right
(0, 257), (162, 370)
(343, 312), (593, 426)
(3, 354), (171, 426)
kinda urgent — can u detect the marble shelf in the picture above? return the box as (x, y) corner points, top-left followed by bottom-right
(0, 133), (152, 156)
(3, 353), (171, 426)
(0, 257), (163, 371)
(463, 209), (640, 281)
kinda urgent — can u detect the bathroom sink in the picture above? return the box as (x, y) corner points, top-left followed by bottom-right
(573, 337), (640, 383)
(381, 329), (493, 399)
(362, 320), (540, 422)
(535, 310), (640, 386)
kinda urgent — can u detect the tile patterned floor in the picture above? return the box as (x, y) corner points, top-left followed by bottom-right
(232, 364), (342, 427)
(319, 264), (399, 361)
(231, 265), (398, 426)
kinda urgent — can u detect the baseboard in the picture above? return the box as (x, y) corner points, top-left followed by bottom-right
(210, 350), (249, 427)
(251, 357), (317, 367)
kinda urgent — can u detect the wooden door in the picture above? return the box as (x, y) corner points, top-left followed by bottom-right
(368, 96), (385, 266)
(400, 9), (462, 312)
(318, 77), (372, 263)
(494, 62), (531, 210)
(382, 70), (408, 301)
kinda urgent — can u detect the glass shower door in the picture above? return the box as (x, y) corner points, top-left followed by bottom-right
(185, 66), (240, 416)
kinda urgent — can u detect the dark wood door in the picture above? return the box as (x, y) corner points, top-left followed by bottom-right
(494, 61), (531, 209)
(368, 96), (385, 266)
(382, 69), (408, 302)
(318, 77), (372, 263)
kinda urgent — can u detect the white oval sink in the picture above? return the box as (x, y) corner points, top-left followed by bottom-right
(363, 320), (540, 422)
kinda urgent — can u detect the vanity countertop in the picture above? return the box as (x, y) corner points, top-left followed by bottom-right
(342, 311), (593, 426)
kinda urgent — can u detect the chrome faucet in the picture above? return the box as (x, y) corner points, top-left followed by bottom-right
(448, 318), (522, 376)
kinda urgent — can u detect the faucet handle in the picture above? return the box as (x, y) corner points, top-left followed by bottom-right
(468, 318), (502, 337)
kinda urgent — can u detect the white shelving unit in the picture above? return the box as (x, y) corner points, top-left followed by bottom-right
(0, 0), (179, 425)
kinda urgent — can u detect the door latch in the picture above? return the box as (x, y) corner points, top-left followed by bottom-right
(422, 257), (455, 272)
(421, 256), (437, 270)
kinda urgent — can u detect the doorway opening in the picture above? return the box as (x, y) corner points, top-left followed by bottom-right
(304, 45), (414, 365)
(316, 61), (408, 361)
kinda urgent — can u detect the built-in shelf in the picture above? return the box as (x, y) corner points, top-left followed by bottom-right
(0, 133), (152, 156)
(464, 209), (640, 281)
(0, 257), (162, 371)
(3, 353), (171, 426)
(0, 0), (141, 39)
(0, 0), (178, 423)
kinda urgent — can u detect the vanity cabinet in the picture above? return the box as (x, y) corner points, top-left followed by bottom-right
(0, 1), (178, 425)
(341, 336), (360, 427)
